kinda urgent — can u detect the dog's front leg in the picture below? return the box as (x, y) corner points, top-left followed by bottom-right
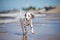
(20, 19), (27, 35)
(23, 24), (27, 35)
(24, 26), (27, 35)
(30, 20), (35, 34)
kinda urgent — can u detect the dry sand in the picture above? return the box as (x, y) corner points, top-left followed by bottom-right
(46, 6), (60, 14)
(36, 6), (60, 14)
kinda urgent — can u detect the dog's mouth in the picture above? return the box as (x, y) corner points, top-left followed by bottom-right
(26, 18), (31, 21)
(26, 19), (29, 21)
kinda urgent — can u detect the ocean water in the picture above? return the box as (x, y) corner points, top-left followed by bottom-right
(0, 13), (60, 40)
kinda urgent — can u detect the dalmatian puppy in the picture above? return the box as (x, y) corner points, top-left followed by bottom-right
(20, 12), (35, 35)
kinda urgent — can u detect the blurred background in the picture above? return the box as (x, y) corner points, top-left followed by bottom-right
(0, 0), (60, 40)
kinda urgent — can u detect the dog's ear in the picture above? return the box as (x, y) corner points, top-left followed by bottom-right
(25, 13), (26, 17)
(31, 14), (35, 18)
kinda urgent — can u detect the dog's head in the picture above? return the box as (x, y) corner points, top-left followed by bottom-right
(25, 12), (35, 20)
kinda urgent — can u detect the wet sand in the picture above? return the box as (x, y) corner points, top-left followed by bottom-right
(0, 32), (60, 40)
(0, 13), (60, 40)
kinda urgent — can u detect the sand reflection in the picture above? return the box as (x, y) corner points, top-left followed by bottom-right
(22, 34), (27, 40)
(22, 34), (35, 40)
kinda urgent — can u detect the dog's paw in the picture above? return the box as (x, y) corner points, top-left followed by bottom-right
(32, 31), (35, 34)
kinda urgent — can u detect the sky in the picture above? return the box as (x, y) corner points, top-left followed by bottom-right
(0, 0), (60, 11)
